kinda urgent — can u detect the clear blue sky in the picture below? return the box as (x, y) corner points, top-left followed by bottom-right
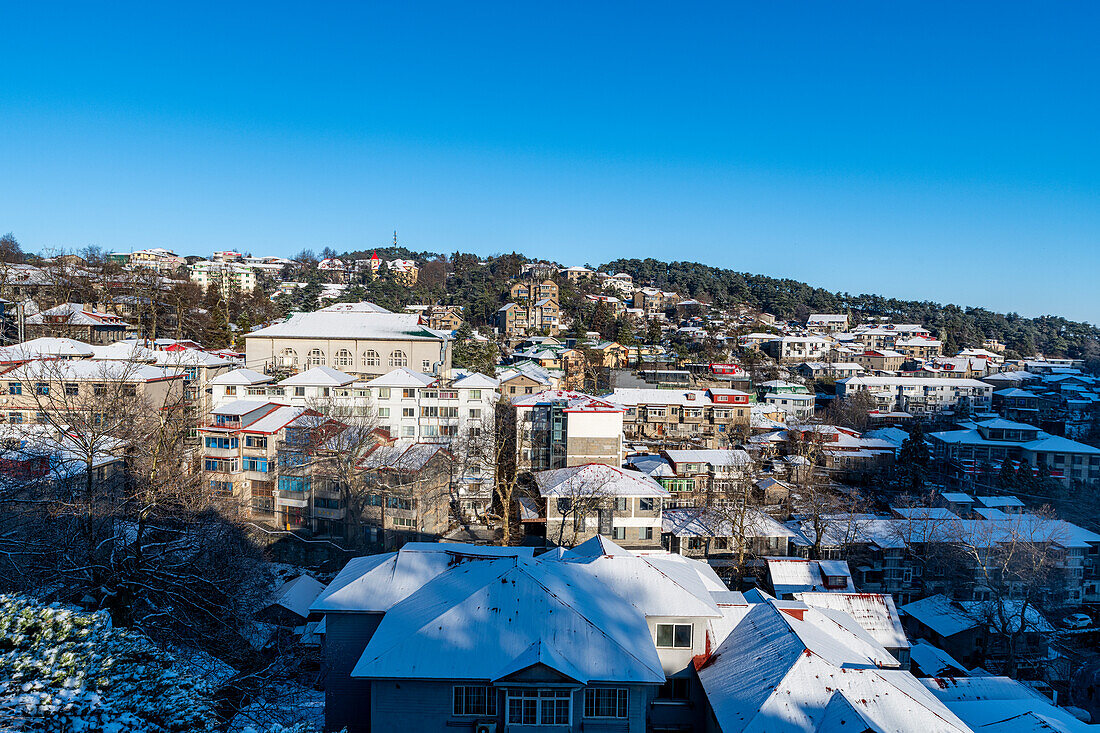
(3, 2), (1099, 322)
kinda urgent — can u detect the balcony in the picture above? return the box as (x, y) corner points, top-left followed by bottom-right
(314, 506), (346, 520)
(275, 490), (309, 508)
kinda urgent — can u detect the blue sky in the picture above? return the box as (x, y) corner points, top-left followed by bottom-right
(2, 2), (1099, 321)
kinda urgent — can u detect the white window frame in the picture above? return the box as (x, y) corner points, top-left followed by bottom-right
(506, 688), (572, 726)
(655, 623), (692, 649)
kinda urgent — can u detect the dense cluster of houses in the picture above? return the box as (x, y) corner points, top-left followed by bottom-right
(4, 251), (1100, 730)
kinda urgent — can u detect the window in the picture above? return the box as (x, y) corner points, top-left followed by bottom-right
(8, 412), (22, 424)
(307, 349), (326, 367)
(469, 408), (482, 419)
(639, 498), (655, 511)
(556, 498), (572, 514)
(35, 383), (49, 396)
(279, 348), (298, 367)
(6, 383), (20, 395)
(122, 384), (137, 397)
(403, 407), (415, 418)
(377, 407), (390, 418)
(507, 689), (571, 726)
(469, 389), (481, 399)
(393, 516), (416, 528)
(453, 686), (496, 717)
(64, 383), (79, 396)
(389, 350), (407, 367)
(245, 435), (267, 449)
(658, 678), (689, 702)
(378, 387), (390, 399)
(363, 349), (380, 367)
(243, 457), (269, 472)
(612, 526), (626, 540)
(614, 497), (627, 511)
(638, 526), (653, 540)
(440, 390), (458, 400)
(422, 360), (431, 370)
(225, 385), (237, 396)
(656, 623), (692, 649)
(334, 349), (353, 367)
(585, 688), (627, 718)
(402, 426), (415, 437)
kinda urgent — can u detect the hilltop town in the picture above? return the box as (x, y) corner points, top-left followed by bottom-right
(2, 235), (1100, 732)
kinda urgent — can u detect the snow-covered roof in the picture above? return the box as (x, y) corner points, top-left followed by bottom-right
(663, 449), (752, 467)
(360, 440), (450, 472)
(535, 463), (669, 498)
(901, 594), (1054, 638)
(210, 368), (272, 386)
(623, 453), (675, 477)
(244, 406), (309, 434)
(0, 337), (96, 362)
(512, 390), (624, 412)
(349, 556), (665, 684)
(364, 367), (436, 388)
(279, 366), (357, 387)
(450, 371), (498, 389)
(610, 387), (715, 406)
(245, 310), (446, 341)
(765, 557), (854, 596)
(908, 639), (967, 677)
(4, 359), (180, 383)
(922, 676), (1092, 733)
(88, 341), (159, 362)
(312, 543), (535, 614)
(154, 348), (235, 368)
(698, 599), (970, 733)
(266, 575), (326, 620)
(793, 592), (908, 652)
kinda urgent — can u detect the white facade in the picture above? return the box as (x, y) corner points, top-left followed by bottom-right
(837, 376), (994, 415)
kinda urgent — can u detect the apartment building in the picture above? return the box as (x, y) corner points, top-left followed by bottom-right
(851, 323), (932, 350)
(536, 463), (668, 549)
(25, 303), (131, 344)
(508, 278), (558, 303)
(611, 387), (751, 448)
(836, 375), (993, 415)
(1, 359), (186, 427)
(928, 416), (1100, 487)
(805, 313), (849, 333)
(761, 335), (830, 362)
(895, 336), (943, 360)
(356, 438), (456, 546)
(189, 260), (258, 294)
(512, 390), (625, 471)
(851, 349), (906, 373)
(243, 302), (452, 378)
(198, 400), (313, 521)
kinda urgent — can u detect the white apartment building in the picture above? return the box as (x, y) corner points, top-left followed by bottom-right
(189, 260), (258, 294)
(761, 335), (831, 362)
(836, 376), (994, 415)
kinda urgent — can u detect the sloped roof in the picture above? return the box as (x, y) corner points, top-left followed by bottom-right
(279, 365), (356, 387)
(364, 367), (436, 388)
(210, 368), (272, 386)
(154, 348), (234, 367)
(88, 341), (158, 362)
(909, 639), (968, 677)
(0, 337), (96, 362)
(311, 544), (535, 614)
(793, 592), (908, 651)
(245, 310), (446, 341)
(535, 464), (669, 498)
(922, 676), (1092, 733)
(267, 575), (326, 619)
(698, 600), (970, 733)
(663, 449), (752, 467)
(511, 390), (624, 412)
(765, 557), (854, 596)
(350, 557), (665, 684)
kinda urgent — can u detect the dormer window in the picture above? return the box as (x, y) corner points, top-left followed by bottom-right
(823, 574), (847, 589)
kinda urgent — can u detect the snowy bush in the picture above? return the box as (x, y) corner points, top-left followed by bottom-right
(0, 594), (216, 732)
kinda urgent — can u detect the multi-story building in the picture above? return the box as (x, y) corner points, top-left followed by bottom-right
(512, 390), (625, 471)
(122, 248), (185, 272)
(928, 416), (1100, 488)
(612, 388), (752, 448)
(851, 323), (932, 351)
(198, 399), (313, 521)
(836, 376), (993, 415)
(355, 438), (456, 546)
(243, 302), (452, 378)
(761, 335), (831, 362)
(805, 313), (849, 333)
(895, 336), (943, 360)
(25, 304), (131, 344)
(536, 463), (668, 549)
(509, 278), (558, 303)
(851, 349), (906, 373)
(188, 260), (258, 294)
